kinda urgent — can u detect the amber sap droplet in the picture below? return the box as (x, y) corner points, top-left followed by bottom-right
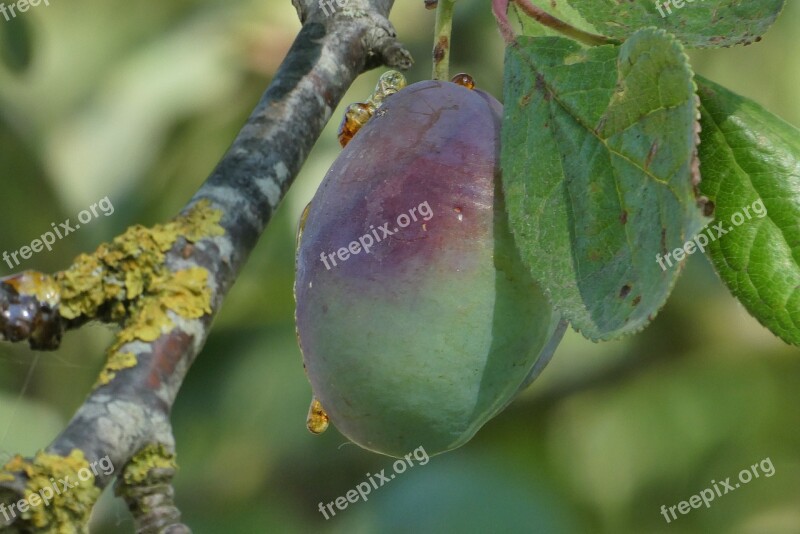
(337, 102), (373, 147)
(371, 70), (407, 106)
(307, 397), (329, 434)
(451, 73), (475, 90)
(337, 71), (408, 147)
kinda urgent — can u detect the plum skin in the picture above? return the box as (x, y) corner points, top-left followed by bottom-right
(295, 79), (562, 457)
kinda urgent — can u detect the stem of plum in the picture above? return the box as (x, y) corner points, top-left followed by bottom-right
(432, 0), (457, 80)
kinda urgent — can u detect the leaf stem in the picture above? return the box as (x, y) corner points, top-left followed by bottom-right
(432, 0), (457, 80)
(512, 0), (616, 46)
(492, 0), (516, 44)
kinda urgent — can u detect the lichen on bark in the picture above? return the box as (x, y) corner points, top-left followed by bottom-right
(0, 450), (101, 533)
(120, 444), (177, 487)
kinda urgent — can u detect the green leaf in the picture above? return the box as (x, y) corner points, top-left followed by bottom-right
(567, 0), (784, 48)
(697, 77), (800, 346)
(501, 29), (707, 341)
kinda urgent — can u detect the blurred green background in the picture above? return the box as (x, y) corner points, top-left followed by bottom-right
(0, 1), (798, 533)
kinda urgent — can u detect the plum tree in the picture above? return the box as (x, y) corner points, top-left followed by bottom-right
(295, 78), (564, 457)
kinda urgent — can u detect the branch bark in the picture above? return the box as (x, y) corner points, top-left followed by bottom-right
(0, 1), (411, 531)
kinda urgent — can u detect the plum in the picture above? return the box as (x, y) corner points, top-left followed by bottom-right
(295, 78), (564, 457)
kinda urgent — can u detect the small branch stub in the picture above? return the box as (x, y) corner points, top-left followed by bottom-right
(116, 444), (187, 534)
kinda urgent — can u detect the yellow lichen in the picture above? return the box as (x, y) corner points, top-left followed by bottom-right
(95, 352), (137, 387)
(121, 444), (177, 486)
(51, 201), (225, 389)
(0, 450), (101, 533)
(56, 200), (224, 322)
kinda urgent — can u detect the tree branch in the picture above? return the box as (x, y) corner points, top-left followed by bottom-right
(0, 1), (411, 531)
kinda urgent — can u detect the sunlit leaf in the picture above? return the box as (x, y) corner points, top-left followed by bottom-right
(697, 77), (800, 345)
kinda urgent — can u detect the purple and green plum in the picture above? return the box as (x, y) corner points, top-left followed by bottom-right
(295, 78), (564, 458)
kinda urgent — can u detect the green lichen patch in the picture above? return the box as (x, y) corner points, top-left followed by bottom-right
(1, 450), (101, 533)
(120, 444), (177, 487)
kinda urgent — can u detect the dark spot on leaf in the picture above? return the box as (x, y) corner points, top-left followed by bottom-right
(632, 296), (641, 306)
(702, 198), (715, 217)
(322, 304), (329, 314)
(620, 210), (628, 225)
(619, 284), (631, 298)
(535, 73), (551, 101)
(594, 116), (607, 135)
(644, 142), (658, 170)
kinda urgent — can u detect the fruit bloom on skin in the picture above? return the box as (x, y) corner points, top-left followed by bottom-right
(295, 79), (564, 458)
